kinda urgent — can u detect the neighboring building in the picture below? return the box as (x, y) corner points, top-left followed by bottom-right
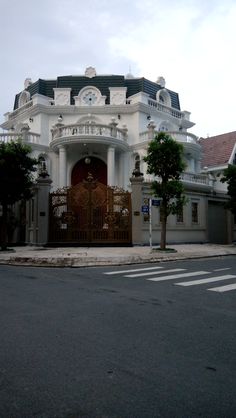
(0, 67), (233, 245)
(199, 132), (236, 243)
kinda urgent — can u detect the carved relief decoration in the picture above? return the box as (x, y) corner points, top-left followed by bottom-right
(85, 67), (97, 78)
(54, 89), (71, 106)
(109, 87), (127, 105)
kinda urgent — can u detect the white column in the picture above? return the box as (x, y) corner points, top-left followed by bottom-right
(124, 151), (131, 189)
(119, 151), (130, 189)
(59, 145), (67, 188)
(107, 146), (115, 186)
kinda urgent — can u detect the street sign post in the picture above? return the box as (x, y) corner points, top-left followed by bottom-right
(142, 199), (161, 249)
(149, 198), (152, 249)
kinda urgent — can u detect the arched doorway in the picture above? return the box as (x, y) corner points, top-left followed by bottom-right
(71, 156), (107, 186)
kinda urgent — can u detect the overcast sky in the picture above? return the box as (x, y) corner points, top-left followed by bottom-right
(1, 0), (235, 137)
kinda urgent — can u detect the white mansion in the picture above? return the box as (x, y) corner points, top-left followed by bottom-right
(0, 67), (234, 246)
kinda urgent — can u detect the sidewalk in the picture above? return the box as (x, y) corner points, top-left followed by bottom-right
(0, 243), (236, 267)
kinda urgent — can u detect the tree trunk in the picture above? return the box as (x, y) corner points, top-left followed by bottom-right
(160, 201), (168, 250)
(160, 215), (167, 250)
(0, 202), (8, 251)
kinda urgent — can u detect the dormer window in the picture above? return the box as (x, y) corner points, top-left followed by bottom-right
(156, 89), (171, 107)
(18, 90), (30, 108)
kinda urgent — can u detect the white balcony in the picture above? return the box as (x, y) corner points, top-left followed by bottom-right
(180, 172), (209, 185)
(147, 98), (184, 119)
(144, 171), (211, 191)
(139, 130), (198, 144)
(50, 122), (129, 151)
(0, 131), (40, 144)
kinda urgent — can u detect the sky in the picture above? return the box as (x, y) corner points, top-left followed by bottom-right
(1, 0), (236, 138)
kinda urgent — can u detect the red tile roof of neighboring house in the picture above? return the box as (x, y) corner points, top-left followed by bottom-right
(199, 131), (236, 169)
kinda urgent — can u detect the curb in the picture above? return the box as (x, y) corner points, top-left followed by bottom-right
(0, 252), (235, 267)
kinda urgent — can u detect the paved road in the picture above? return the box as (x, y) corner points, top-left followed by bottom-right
(1, 256), (236, 417)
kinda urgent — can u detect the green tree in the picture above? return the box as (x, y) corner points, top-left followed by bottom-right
(143, 132), (186, 250)
(220, 164), (236, 215)
(0, 140), (38, 250)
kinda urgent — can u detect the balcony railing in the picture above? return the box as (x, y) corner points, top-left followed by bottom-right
(51, 123), (128, 142)
(147, 99), (183, 119)
(180, 172), (209, 185)
(144, 172), (210, 186)
(139, 130), (198, 144)
(0, 131), (40, 144)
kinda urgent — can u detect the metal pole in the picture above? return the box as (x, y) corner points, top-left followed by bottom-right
(149, 198), (152, 249)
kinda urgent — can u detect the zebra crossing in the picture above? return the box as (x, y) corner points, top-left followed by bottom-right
(104, 265), (236, 293)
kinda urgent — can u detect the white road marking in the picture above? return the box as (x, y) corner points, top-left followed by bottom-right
(213, 268), (231, 272)
(125, 268), (185, 278)
(208, 283), (236, 292)
(175, 274), (236, 287)
(104, 266), (163, 275)
(147, 271), (209, 282)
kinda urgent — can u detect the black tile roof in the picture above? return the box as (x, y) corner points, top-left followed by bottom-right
(13, 74), (180, 110)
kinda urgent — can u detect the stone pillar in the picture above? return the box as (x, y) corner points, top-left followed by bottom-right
(130, 175), (144, 245)
(36, 176), (52, 245)
(59, 145), (67, 188)
(107, 146), (115, 186)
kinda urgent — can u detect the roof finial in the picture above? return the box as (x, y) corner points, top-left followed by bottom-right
(126, 65), (134, 79)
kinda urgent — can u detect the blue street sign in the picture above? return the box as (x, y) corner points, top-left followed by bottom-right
(152, 199), (161, 206)
(141, 205), (149, 213)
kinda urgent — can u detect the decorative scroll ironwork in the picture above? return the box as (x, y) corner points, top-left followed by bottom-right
(49, 178), (132, 245)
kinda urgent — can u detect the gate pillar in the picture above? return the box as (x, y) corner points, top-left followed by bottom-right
(130, 175), (144, 245)
(37, 176), (52, 245)
(26, 175), (52, 245)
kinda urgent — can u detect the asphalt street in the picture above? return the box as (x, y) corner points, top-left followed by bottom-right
(0, 256), (236, 418)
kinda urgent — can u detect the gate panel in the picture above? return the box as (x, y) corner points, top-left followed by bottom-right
(49, 178), (132, 245)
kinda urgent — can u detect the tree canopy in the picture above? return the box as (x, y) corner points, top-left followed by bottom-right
(0, 140), (38, 249)
(143, 132), (186, 250)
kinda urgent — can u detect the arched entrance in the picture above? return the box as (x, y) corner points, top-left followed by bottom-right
(71, 156), (107, 186)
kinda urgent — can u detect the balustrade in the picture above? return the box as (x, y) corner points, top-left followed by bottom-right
(0, 132), (40, 144)
(180, 172), (209, 185)
(139, 130), (198, 144)
(51, 123), (128, 142)
(147, 99), (183, 119)
(144, 172), (209, 186)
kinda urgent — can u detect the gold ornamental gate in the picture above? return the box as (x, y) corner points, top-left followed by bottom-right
(48, 176), (132, 245)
